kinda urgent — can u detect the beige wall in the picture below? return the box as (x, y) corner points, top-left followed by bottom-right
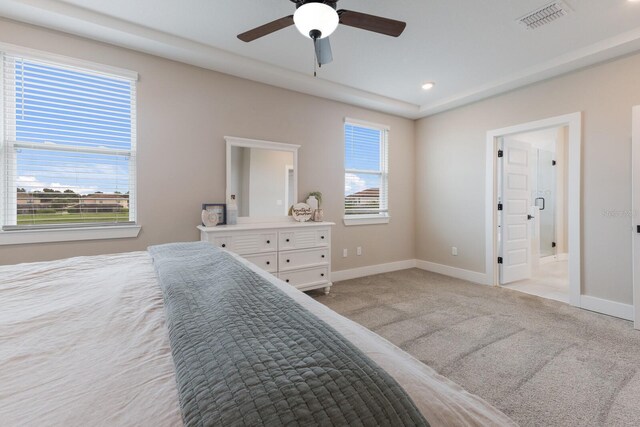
(416, 52), (640, 305)
(4, 18), (639, 306)
(0, 19), (416, 271)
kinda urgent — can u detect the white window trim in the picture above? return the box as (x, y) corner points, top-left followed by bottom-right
(0, 224), (141, 245)
(0, 42), (139, 81)
(343, 214), (390, 226)
(0, 45), (140, 245)
(343, 117), (390, 226)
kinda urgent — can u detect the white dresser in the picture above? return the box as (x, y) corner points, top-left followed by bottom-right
(198, 221), (334, 294)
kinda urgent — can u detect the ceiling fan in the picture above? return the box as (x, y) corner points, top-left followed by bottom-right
(237, 0), (407, 67)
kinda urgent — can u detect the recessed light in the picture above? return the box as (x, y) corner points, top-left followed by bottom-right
(422, 82), (435, 90)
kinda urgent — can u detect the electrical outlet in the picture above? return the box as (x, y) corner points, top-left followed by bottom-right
(343, 248), (348, 258)
(452, 247), (458, 256)
(357, 246), (362, 256)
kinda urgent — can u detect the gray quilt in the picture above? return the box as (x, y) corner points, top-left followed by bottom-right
(149, 242), (429, 427)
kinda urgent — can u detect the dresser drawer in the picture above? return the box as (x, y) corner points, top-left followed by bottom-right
(243, 253), (278, 274)
(232, 232), (277, 255)
(279, 228), (330, 250)
(279, 248), (329, 271)
(278, 266), (329, 288)
(207, 232), (277, 255)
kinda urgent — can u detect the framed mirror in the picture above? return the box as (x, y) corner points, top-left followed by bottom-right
(225, 136), (300, 222)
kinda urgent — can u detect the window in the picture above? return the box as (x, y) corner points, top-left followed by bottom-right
(0, 49), (139, 244)
(344, 119), (389, 225)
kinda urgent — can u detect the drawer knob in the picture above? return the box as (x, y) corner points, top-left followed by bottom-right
(221, 244), (226, 248)
(286, 238), (290, 242)
(286, 279), (290, 283)
(286, 259), (290, 263)
(321, 255), (325, 258)
(321, 273), (325, 277)
(267, 240), (271, 244)
(266, 261), (270, 265)
(321, 236), (325, 240)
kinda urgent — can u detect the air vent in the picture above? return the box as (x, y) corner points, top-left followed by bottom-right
(517, 1), (571, 30)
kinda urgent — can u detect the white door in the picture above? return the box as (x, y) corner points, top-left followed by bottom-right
(632, 106), (640, 329)
(500, 139), (533, 284)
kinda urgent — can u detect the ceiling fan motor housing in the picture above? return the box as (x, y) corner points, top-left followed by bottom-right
(292, 0), (337, 10)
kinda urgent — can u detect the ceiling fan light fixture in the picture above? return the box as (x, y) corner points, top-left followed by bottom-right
(294, 2), (339, 39)
(422, 82), (435, 90)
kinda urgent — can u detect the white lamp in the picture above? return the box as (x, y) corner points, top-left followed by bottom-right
(293, 2), (339, 39)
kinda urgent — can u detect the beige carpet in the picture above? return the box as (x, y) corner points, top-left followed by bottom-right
(311, 268), (640, 427)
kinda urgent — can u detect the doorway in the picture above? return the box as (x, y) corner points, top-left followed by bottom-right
(485, 112), (581, 307)
(497, 127), (570, 303)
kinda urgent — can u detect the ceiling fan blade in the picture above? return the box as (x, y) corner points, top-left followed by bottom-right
(237, 15), (294, 42)
(337, 10), (406, 37)
(314, 37), (333, 66)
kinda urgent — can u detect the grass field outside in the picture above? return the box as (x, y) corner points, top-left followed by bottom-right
(17, 212), (131, 225)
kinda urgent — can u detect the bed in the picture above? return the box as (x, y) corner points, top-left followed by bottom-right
(0, 242), (515, 426)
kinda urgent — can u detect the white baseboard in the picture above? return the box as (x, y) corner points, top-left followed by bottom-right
(333, 258), (634, 322)
(415, 260), (489, 285)
(332, 259), (417, 282)
(580, 295), (634, 321)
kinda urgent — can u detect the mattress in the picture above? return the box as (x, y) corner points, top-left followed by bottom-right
(0, 250), (515, 426)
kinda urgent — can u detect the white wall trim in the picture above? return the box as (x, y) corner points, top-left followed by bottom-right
(331, 260), (633, 323)
(580, 295), (634, 321)
(0, 224), (141, 245)
(343, 215), (390, 226)
(344, 117), (391, 131)
(416, 260), (489, 285)
(486, 112), (582, 307)
(332, 259), (490, 285)
(332, 259), (416, 282)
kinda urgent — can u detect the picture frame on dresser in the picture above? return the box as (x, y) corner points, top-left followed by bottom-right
(201, 203), (226, 226)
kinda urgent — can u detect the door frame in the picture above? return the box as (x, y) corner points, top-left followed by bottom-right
(632, 106), (640, 329)
(485, 112), (582, 306)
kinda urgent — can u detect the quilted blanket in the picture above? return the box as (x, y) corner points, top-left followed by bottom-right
(149, 242), (429, 427)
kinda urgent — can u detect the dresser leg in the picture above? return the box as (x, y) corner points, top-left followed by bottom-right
(323, 286), (331, 295)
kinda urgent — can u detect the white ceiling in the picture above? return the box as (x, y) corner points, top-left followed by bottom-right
(2, 0), (640, 118)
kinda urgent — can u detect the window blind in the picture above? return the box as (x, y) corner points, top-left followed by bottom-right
(1, 54), (136, 229)
(344, 121), (388, 216)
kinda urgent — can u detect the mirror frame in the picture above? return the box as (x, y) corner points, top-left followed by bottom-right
(225, 136), (300, 223)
